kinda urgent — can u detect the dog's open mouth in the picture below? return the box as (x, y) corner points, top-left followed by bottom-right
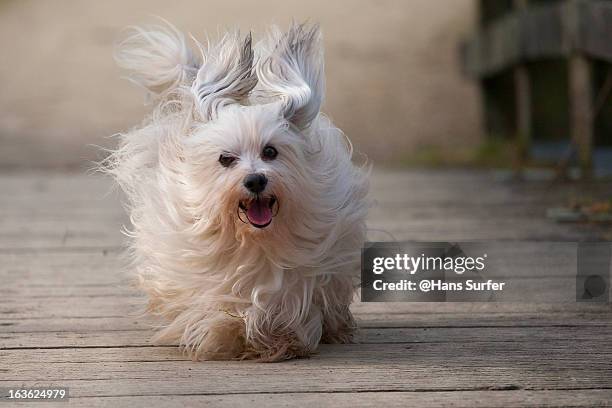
(238, 195), (279, 228)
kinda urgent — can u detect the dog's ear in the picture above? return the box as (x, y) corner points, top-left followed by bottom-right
(191, 32), (257, 120)
(115, 22), (200, 98)
(256, 23), (325, 129)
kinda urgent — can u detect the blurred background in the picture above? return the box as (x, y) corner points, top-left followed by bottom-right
(0, 0), (611, 177)
(0, 0), (480, 169)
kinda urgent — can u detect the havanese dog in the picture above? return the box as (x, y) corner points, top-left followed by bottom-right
(104, 21), (369, 361)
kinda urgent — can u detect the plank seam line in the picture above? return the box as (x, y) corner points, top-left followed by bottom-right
(54, 386), (612, 399)
(0, 345), (162, 350)
(6, 338), (612, 350)
(2, 325), (608, 333)
(361, 324), (612, 329)
(0, 246), (122, 254)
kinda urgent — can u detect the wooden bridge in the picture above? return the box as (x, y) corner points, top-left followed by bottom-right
(462, 0), (612, 177)
(1, 170), (611, 407)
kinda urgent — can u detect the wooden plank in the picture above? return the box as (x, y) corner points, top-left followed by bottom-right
(0, 174), (124, 249)
(2, 312), (610, 342)
(1, 285), (135, 298)
(349, 302), (612, 314)
(57, 390), (612, 408)
(1, 342), (612, 395)
(0, 296), (144, 319)
(3, 325), (612, 349)
(3, 291), (611, 320)
(0, 220), (124, 250)
(1, 279), (604, 318)
(0, 317), (151, 333)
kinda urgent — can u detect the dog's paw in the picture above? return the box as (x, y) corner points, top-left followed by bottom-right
(243, 338), (312, 362)
(321, 308), (356, 344)
(321, 327), (355, 344)
(184, 315), (248, 361)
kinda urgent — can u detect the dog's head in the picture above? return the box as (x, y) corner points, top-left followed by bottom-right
(116, 23), (327, 234)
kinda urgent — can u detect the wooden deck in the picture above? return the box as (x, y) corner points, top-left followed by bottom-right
(1, 170), (612, 407)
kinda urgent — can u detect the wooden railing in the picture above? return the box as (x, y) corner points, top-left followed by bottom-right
(461, 0), (612, 178)
(462, 0), (612, 77)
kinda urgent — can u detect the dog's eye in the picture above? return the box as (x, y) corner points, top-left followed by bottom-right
(262, 145), (278, 161)
(219, 153), (237, 168)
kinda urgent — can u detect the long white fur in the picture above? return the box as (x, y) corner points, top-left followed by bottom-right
(191, 31), (257, 120)
(115, 22), (200, 97)
(105, 22), (369, 361)
(255, 24), (324, 129)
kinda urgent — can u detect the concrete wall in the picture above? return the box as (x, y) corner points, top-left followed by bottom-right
(0, 0), (482, 169)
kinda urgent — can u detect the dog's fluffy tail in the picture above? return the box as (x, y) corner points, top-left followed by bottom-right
(115, 20), (200, 98)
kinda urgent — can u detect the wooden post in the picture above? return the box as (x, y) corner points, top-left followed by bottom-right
(569, 53), (594, 179)
(514, 65), (531, 170)
(513, 0), (531, 175)
(566, 0), (594, 179)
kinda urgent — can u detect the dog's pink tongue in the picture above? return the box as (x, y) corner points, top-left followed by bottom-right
(247, 199), (272, 226)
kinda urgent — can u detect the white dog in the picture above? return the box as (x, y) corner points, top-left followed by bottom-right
(105, 22), (369, 361)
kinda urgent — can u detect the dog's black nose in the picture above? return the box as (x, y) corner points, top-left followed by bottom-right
(243, 173), (268, 193)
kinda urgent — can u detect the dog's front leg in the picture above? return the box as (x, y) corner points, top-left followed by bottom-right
(321, 304), (355, 344)
(318, 274), (357, 344)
